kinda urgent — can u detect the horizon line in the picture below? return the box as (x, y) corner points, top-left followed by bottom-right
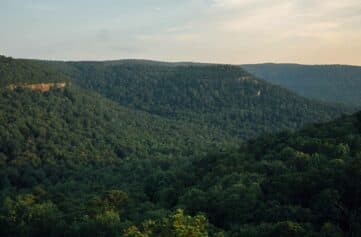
(2, 54), (361, 67)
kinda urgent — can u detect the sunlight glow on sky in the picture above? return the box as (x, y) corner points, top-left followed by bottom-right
(1, 0), (361, 64)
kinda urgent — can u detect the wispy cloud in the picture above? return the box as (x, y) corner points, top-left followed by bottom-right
(211, 0), (256, 8)
(1, 0), (360, 64)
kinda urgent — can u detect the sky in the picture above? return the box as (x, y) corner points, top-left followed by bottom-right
(1, 0), (361, 65)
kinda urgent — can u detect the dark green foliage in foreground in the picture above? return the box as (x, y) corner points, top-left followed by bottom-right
(242, 63), (361, 107)
(0, 87), (229, 236)
(123, 209), (224, 237)
(174, 112), (361, 236)
(0, 85), (360, 236)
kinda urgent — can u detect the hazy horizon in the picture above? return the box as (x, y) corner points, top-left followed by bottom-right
(3, 55), (361, 67)
(1, 0), (361, 65)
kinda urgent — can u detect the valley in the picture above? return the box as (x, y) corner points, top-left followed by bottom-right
(0, 55), (360, 237)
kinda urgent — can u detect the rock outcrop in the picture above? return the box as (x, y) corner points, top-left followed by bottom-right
(7, 82), (67, 92)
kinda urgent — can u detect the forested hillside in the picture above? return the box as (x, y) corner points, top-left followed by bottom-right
(1, 86), (232, 163)
(0, 87), (360, 236)
(3, 56), (353, 140)
(0, 69), (231, 236)
(173, 111), (361, 236)
(0, 56), (69, 86)
(131, 111), (361, 236)
(0, 56), (360, 236)
(55, 60), (352, 139)
(242, 63), (361, 107)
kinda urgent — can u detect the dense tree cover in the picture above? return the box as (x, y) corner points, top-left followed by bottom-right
(0, 56), (69, 86)
(0, 86), (233, 165)
(0, 86), (360, 236)
(126, 111), (361, 236)
(124, 209), (224, 237)
(242, 63), (361, 107)
(174, 112), (361, 236)
(52, 60), (352, 139)
(1, 56), (360, 236)
(0, 86), (230, 236)
(2, 56), (354, 139)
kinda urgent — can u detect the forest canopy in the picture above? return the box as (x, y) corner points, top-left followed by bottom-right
(0, 56), (360, 236)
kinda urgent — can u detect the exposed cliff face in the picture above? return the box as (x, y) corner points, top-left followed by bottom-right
(7, 82), (67, 92)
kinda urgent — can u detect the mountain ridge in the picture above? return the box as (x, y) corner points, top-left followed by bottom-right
(1, 55), (354, 140)
(242, 63), (361, 107)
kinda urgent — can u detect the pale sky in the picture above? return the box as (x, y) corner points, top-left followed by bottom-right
(1, 0), (361, 65)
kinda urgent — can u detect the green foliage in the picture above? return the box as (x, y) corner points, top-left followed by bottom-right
(0, 56), (360, 237)
(0, 86), (226, 166)
(175, 112), (361, 236)
(58, 60), (350, 139)
(0, 194), (63, 237)
(0, 56), (69, 86)
(124, 209), (217, 237)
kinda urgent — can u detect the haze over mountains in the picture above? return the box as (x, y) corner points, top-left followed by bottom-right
(242, 63), (361, 107)
(0, 55), (361, 236)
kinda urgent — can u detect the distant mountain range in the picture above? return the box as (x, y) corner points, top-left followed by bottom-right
(242, 63), (361, 107)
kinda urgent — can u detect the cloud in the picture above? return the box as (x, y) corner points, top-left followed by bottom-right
(211, 0), (255, 8)
(206, 0), (361, 40)
(1, 0), (360, 64)
(122, 0), (361, 64)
